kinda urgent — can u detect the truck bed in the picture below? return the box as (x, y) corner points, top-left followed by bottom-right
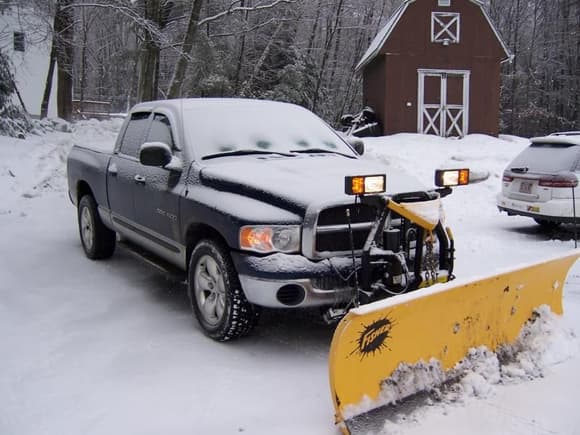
(67, 145), (112, 208)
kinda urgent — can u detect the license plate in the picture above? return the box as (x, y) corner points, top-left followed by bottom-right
(519, 181), (533, 194)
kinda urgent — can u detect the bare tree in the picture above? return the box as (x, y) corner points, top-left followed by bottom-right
(21, 0), (580, 134)
(54, 0), (74, 120)
(167, 0), (204, 99)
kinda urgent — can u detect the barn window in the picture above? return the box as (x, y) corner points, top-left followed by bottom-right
(431, 12), (460, 44)
(438, 0), (451, 6)
(13, 32), (25, 52)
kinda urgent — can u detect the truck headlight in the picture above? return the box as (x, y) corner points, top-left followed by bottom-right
(239, 226), (301, 253)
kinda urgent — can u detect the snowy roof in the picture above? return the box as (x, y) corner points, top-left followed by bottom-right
(532, 135), (580, 147)
(355, 0), (513, 72)
(355, 1), (410, 72)
(130, 98), (306, 116)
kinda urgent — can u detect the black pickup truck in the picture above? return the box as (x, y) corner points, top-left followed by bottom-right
(67, 99), (455, 341)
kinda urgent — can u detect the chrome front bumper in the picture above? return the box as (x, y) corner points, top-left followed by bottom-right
(238, 275), (354, 308)
(232, 252), (358, 308)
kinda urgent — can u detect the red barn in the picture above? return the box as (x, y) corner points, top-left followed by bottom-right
(357, 0), (512, 137)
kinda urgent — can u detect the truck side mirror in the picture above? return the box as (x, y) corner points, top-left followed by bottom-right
(346, 137), (365, 156)
(139, 142), (173, 168)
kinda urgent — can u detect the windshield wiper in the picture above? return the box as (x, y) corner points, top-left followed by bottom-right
(290, 148), (355, 158)
(202, 149), (295, 160)
(510, 167), (529, 173)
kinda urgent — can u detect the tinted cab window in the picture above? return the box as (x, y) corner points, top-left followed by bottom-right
(119, 112), (151, 158)
(147, 114), (175, 150)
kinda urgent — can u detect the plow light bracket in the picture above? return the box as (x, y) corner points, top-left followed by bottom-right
(435, 169), (470, 187)
(345, 175), (386, 196)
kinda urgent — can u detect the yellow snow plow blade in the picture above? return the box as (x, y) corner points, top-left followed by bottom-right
(329, 251), (579, 433)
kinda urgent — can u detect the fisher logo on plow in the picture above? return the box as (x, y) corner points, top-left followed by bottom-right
(352, 316), (394, 359)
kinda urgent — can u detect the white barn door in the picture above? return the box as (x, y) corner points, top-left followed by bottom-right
(418, 69), (470, 137)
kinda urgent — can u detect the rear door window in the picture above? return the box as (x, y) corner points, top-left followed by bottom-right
(509, 142), (580, 174)
(119, 112), (151, 158)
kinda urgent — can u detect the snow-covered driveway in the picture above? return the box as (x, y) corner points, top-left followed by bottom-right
(1, 125), (579, 435)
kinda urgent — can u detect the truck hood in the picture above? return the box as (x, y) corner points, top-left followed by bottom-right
(199, 155), (427, 215)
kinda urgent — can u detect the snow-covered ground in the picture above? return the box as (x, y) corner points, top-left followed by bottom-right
(1, 123), (579, 435)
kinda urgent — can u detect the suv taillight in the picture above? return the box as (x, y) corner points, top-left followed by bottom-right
(502, 172), (514, 182)
(539, 174), (579, 188)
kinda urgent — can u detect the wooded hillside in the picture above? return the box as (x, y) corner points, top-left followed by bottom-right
(2, 0), (579, 136)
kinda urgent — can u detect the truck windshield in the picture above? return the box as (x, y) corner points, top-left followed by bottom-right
(183, 101), (356, 160)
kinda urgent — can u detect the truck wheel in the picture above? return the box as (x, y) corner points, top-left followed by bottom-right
(78, 194), (116, 259)
(188, 240), (260, 341)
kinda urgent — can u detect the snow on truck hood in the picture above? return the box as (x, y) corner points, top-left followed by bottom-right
(199, 154), (427, 213)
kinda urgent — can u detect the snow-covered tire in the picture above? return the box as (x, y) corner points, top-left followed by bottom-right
(78, 194), (116, 260)
(534, 218), (561, 229)
(188, 239), (260, 341)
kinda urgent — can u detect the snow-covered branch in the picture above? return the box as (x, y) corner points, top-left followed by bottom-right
(209, 17), (293, 38)
(198, 0), (296, 26)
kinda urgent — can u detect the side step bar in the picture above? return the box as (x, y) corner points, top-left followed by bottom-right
(119, 240), (187, 284)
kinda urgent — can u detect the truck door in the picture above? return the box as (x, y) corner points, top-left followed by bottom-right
(107, 111), (151, 232)
(132, 112), (184, 265)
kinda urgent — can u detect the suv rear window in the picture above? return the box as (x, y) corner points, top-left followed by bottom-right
(509, 142), (580, 173)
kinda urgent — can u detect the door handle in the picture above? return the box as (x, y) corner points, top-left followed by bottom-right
(108, 163), (118, 176)
(134, 175), (146, 184)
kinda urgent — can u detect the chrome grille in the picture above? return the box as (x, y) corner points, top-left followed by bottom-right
(312, 203), (377, 257)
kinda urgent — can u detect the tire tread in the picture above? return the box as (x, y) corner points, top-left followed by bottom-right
(189, 239), (259, 341)
(78, 195), (116, 260)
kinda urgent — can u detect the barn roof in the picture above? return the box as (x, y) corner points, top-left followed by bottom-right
(355, 0), (513, 72)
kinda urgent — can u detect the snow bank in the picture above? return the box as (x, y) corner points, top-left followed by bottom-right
(499, 305), (579, 380)
(362, 133), (530, 185)
(362, 133), (577, 276)
(0, 118), (122, 211)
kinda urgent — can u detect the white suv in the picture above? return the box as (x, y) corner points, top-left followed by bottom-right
(497, 133), (580, 227)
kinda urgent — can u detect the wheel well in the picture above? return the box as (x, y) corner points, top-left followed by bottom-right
(185, 224), (229, 268)
(77, 181), (94, 204)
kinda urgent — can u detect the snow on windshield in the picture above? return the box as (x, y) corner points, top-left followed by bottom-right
(182, 101), (354, 159)
(508, 143), (580, 173)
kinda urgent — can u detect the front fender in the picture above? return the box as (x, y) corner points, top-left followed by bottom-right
(180, 185), (303, 249)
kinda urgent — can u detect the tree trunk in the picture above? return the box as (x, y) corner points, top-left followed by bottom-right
(509, 0), (521, 133)
(40, 35), (57, 119)
(233, 0), (250, 94)
(311, 0), (345, 112)
(167, 0), (205, 99)
(240, 20), (285, 97)
(339, 2), (378, 118)
(137, 0), (161, 103)
(54, 0), (74, 121)
(306, 0), (322, 53)
(79, 5), (90, 116)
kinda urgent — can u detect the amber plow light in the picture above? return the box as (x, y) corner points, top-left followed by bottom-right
(435, 169), (470, 187)
(344, 175), (386, 195)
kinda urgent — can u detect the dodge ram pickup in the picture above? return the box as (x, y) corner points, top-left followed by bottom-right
(67, 98), (456, 341)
